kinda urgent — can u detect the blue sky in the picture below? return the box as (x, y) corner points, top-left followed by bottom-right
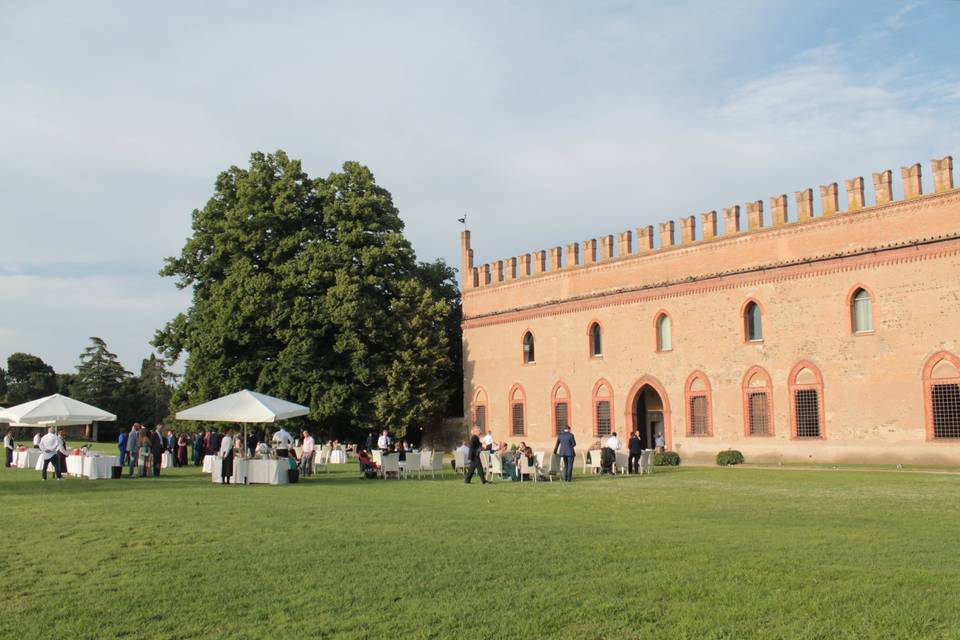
(1, 0), (959, 373)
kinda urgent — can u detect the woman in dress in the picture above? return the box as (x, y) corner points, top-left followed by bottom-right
(176, 433), (188, 467)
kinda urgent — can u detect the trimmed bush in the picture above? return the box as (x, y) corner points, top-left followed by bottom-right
(716, 450), (745, 466)
(654, 451), (681, 466)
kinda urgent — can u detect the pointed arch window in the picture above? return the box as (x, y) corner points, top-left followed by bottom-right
(656, 312), (672, 352)
(552, 382), (571, 436)
(684, 371), (714, 437)
(923, 352), (960, 440)
(850, 287), (874, 334)
(592, 379), (614, 437)
(472, 388), (488, 431)
(789, 362), (825, 439)
(742, 366), (774, 436)
(744, 300), (763, 342)
(522, 331), (535, 364)
(509, 384), (527, 437)
(589, 322), (603, 357)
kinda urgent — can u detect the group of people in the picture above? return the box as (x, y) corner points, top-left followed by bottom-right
(118, 423), (175, 478)
(2, 427), (71, 480)
(458, 424), (579, 484)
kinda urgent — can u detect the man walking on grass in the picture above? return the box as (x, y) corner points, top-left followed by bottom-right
(463, 427), (489, 485)
(39, 427), (67, 481)
(127, 424), (140, 477)
(553, 424), (577, 482)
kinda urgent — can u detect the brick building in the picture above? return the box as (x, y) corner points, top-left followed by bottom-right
(460, 155), (960, 464)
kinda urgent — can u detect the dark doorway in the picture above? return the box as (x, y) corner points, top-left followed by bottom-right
(632, 385), (665, 450)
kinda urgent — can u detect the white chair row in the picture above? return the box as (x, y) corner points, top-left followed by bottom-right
(377, 451), (445, 479)
(582, 448), (656, 475)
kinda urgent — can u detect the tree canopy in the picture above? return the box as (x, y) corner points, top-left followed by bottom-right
(4, 352), (57, 405)
(154, 151), (457, 441)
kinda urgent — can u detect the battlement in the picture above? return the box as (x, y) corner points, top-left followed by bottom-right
(461, 155), (956, 291)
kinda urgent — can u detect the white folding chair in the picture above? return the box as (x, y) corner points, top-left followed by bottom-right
(454, 450), (467, 474)
(587, 449), (602, 475)
(315, 447), (330, 473)
(540, 453), (560, 482)
(422, 451), (444, 479)
(642, 449), (655, 475)
(488, 453), (504, 481)
(519, 455), (538, 483)
(380, 453), (400, 479)
(402, 452), (421, 479)
(614, 450), (629, 475)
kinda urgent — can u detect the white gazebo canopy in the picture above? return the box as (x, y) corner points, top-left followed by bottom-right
(0, 394), (117, 426)
(175, 390), (309, 423)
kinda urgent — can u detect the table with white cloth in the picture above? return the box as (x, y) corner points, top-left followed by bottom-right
(58, 454), (119, 479)
(160, 452), (174, 468)
(14, 449), (42, 469)
(202, 455), (216, 473)
(329, 448), (347, 464)
(66, 455), (85, 477)
(211, 457), (289, 485)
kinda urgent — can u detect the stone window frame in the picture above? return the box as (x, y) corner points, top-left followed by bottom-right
(684, 370), (714, 437)
(507, 383), (527, 437)
(551, 381), (572, 437)
(741, 365), (775, 437)
(591, 378), (615, 437)
(847, 283), (877, 336)
(788, 360), (826, 440)
(654, 309), (673, 353)
(922, 351), (960, 441)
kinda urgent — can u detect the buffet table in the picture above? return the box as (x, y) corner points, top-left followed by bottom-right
(211, 457), (289, 485)
(64, 454), (118, 479)
(14, 449), (42, 469)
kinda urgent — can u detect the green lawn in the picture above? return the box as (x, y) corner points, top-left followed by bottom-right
(2, 458), (959, 640)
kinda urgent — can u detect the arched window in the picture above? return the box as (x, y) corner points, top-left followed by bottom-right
(742, 366), (774, 436)
(850, 287), (874, 334)
(522, 331), (535, 364)
(592, 379), (614, 437)
(923, 352), (960, 440)
(684, 371), (714, 437)
(743, 300), (763, 342)
(508, 384), (526, 437)
(472, 388), (488, 431)
(656, 312), (672, 352)
(552, 382), (571, 436)
(789, 361), (825, 439)
(589, 322), (603, 357)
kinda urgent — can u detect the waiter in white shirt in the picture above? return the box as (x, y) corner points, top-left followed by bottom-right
(3, 430), (14, 467)
(39, 427), (68, 480)
(482, 430), (494, 451)
(272, 426), (294, 458)
(219, 428), (235, 484)
(605, 432), (622, 450)
(376, 429), (390, 451)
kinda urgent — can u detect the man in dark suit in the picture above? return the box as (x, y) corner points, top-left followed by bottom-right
(193, 430), (205, 466)
(553, 425), (577, 482)
(463, 427), (489, 485)
(628, 429), (642, 474)
(150, 426), (164, 477)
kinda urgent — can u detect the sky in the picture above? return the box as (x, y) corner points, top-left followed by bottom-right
(1, 0), (959, 374)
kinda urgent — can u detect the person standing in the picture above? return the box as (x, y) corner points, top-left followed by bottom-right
(365, 431), (375, 453)
(376, 429), (390, 451)
(4, 430), (14, 467)
(193, 430), (205, 466)
(38, 427), (67, 481)
(628, 430), (642, 474)
(32, 431), (41, 448)
(117, 429), (128, 467)
(137, 431), (151, 477)
(127, 424), (140, 476)
(553, 425), (577, 482)
(150, 426), (164, 477)
(655, 432), (665, 453)
(56, 430), (68, 475)
(219, 428), (235, 485)
(176, 432), (188, 467)
(272, 426), (294, 458)
(300, 430), (316, 476)
(164, 429), (176, 466)
(463, 427), (489, 485)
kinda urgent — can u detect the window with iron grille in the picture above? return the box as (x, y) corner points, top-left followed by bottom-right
(511, 403), (525, 436)
(748, 392), (770, 435)
(794, 389), (820, 437)
(474, 405), (486, 430)
(688, 394), (709, 435)
(595, 400), (611, 436)
(554, 401), (568, 435)
(931, 383), (960, 438)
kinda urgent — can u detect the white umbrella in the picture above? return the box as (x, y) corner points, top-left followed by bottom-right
(175, 390), (308, 423)
(175, 390), (309, 485)
(0, 393), (116, 426)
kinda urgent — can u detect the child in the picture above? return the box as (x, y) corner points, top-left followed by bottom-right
(138, 433), (152, 477)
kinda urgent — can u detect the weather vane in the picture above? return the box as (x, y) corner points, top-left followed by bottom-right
(458, 213), (467, 228)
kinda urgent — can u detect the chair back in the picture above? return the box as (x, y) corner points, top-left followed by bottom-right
(480, 450), (491, 471)
(454, 450), (466, 470)
(404, 452), (420, 471)
(519, 455), (537, 476)
(642, 449), (654, 473)
(381, 453), (400, 473)
(430, 451), (445, 471)
(615, 450), (629, 473)
(490, 454), (503, 475)
(542, 452), (560, 475)
(587, 449), (602, 469)
(373, 450), (383, 466)
(419, 451), (433, 469)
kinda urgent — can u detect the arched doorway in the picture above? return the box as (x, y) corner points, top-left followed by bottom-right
(626, 376), (672, 450)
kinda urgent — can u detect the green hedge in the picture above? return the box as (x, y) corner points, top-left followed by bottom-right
(654, 451), (681, 466)
(716, 450), (745, 466)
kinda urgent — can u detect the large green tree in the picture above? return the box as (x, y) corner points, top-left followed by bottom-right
(72, 337), (132, 409)
(154, 151), (454, 441)
(4, 352), (57, 404)
(136, 354), (177, 425)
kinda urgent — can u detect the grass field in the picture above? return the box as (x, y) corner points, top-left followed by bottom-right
(2, 454), (960, 640)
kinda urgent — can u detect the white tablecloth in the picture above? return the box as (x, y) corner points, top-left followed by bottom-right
(14, 449), (41, 469)
(66, 455), (85, 477)
(160, 452), (174, 468)
(202, 455), (216, 473)
(211, 457), (289, 485)
(63, 454), (118, 479)
(329, 449), (346, 464)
